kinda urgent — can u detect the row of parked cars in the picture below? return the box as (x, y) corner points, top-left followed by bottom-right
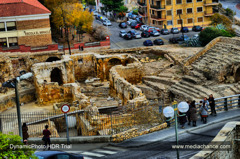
(95, 13), (112, 26)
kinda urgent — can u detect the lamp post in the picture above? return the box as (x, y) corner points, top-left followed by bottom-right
(2, 72), (33, 141)
(163, 101), (189, 159)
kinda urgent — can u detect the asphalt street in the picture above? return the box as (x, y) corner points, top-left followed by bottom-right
(94, 19), (198, 49)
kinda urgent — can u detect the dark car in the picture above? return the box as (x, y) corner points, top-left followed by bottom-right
(128, 30), (137, 38)
(130, 22), (138, 28)
(124, 33), (133, 40)
(141, 31), (150, 38)
(143, 40), (153, 46)
(181, 27), (189, 33)
(169, 37), (179, 44)
(192, 25), (203, 32)
(34, 151), (84, 159)
(153, 39), (164, 45)
(177, 35), (190, 41)
(160, 29), (170, 35)
(119, 22), (127, 28)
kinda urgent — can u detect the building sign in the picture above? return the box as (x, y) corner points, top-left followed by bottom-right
(24, 30), (51, 36)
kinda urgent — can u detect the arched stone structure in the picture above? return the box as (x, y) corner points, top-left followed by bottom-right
(46, 57), (61, 62)
(235, 67), (240, 82)
(105, 58), (122, 80)
(51, 68), (63, 85)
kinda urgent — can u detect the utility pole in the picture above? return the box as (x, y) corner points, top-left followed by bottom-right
(178, 13), (184, 37)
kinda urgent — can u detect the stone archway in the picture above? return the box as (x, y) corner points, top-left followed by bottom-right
(51, 68), (63, 85)
(235, 67), (240, 82)
(106, 58), (122, 80)
(46, 57), (61, 62)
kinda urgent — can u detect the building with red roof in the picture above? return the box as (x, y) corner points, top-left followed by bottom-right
(0, 0), (52, 49)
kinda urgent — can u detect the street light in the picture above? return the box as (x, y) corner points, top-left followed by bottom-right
(163, 101), (189, 159)
(2, 72), (33, 141)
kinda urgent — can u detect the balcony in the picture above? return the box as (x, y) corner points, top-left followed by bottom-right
(151, 15), (166, 21)
(204, 11), (217, 16)
(138, 11), (147, 17)
(137, 0), (147, 7)
(150, 4), (165, 10)
(204, 0), (219, 6)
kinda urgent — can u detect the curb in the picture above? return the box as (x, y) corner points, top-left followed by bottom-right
(109, 109), (240, 148)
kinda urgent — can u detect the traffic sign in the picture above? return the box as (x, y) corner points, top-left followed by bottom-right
(61, 104), (70, 113)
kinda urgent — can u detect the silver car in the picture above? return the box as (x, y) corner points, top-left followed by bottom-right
(119, 30), (127, 37)
(140, 25), (148, 31)
(171, 27), (179, 34)
(135, 33), (142, 39)
(150, 30), (160, 36)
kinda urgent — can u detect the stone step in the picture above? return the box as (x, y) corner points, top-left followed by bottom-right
(136, 84), (160, 99)
(143, 76), (178, 86)
(143, 80), (167, 92)
(168, 87), (201, 102)
(189, 71), (206, 80)
(182, 75), (202, 84)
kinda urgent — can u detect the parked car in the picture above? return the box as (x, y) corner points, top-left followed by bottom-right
(119, 30), (127, 37)
(141, 31), (150, 38)
(124, 33), (133, 40)
(181, 27), (189, 33)
(169, 37), (179, 44)
(127, 19), (136, 25)
(160, 29), (170, 35)
(34, 151), (84, 159)
(177, 35), (190, 41)
(100, 17), (108, 22)
(170, 27), (179, 34)
(147, 27), (155, 33)
(119, 22), (127, 28)
(150, 30), (160, 36)
(103, 20), (112, 26)
(135, 32), (142, 39)
(93, 11), (98, 16)
(153, 39), (164, 45)
(154, 27), (160, 32)
(143, 40), (153, 46)
(130, 22), (138, 28)
(128, 30), (137, 38)
(192, 25), (203, 32)
(140, 25), (148, 31)
(135, 23), (143, 29)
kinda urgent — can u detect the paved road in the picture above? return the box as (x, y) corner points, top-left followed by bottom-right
(94, 20), (199, 49)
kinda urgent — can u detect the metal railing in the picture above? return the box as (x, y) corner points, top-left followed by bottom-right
(150, 4), (165, 10)
(151, 15), (166, 20)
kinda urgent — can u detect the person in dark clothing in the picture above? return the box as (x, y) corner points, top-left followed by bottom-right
(199, 101), (203, 122)
(22, 123), (29, 145)
(178, 112), (187, 129)
(43, 125), (51, 150)
(186, 101), (192, 125)
(189, 101), (197, 127)
(208, 94), (217, 116)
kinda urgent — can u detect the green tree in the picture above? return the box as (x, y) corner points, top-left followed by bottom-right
(0, 132), (37, 159)
(225, 8), (236, 20)
(210, 13), (232, 28)
(101, 0), (124, 12)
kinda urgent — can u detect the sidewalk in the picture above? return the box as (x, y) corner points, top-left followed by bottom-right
(111, 108), (240, 148)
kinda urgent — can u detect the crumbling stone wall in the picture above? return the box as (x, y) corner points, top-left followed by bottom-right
(109, 62), (148, 107)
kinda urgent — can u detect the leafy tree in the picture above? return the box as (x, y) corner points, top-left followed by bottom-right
(92, 24), (111, 41)
(225, 8), (236, 20)
(118, 6), (128, 19)
(0, 132), (37, 159)
(199, 27), (235, 46)
(132, 7), (138, 15)
(210, 13), (232, 28)
(101, 0), (124, 12)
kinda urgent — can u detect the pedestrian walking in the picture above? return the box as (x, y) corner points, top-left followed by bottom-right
(186, 101), (192, 125)
(22, 123), (29, 145)
(200, 102), (208, 124)
(178, 112), (187, 129)
(189, 101), (197, 127)
(42, 125), (51, 150)
(208, 94), (217, 116)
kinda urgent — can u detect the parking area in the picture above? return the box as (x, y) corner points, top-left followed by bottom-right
(94, 19), (199, 49)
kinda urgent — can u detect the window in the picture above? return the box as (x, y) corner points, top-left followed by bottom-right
(167, 20), (173, 25)
(8, 37), (18, 47)
(0, 22), (5, 31)
(197, 7), (203, 12)
(198, 17), (203, 22)
(187, 8), (192, 13)
(152, 10), (155, 14)
(6, 21), (16, 31)
(197, 0), (202, 2)
(166, 0), (171, 5)
(187, 18), (193, 23)
(177, 9), (182, 14)
(187, 0), (192, 3)
(177, 19), (182, 24)
(0, 38), (7, 47)
(153, 20), (155, 24)
(167, 10), (172, 16)
(176, 0), (182, 4)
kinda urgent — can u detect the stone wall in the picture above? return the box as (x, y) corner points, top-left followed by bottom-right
(109, 62), (148, 107)
(191, 122), (240, 159)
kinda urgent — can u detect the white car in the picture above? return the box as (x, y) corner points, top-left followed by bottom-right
(127, 19), (136, 26)
(103, 20), (112, 26)
(119, 30), (127, 37)
(93, 11), (98, 16)
(150, 30), (160, 36)
(135, 33), (142, 39)
(140, 25), (148, 31)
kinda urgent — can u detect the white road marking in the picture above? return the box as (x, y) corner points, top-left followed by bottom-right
(81, 152), (105, 157)
(103, 146), (127, 151)
(93, 149), (118, 154)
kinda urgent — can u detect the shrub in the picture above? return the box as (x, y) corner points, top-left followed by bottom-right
(0, 132), (37, 159)
(210, 13), (232, 28)
(92, 24), (111, 41)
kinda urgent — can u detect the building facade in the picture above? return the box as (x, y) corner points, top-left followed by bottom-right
(0, 0), (52, 49)
(138, 0), (219, 29)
